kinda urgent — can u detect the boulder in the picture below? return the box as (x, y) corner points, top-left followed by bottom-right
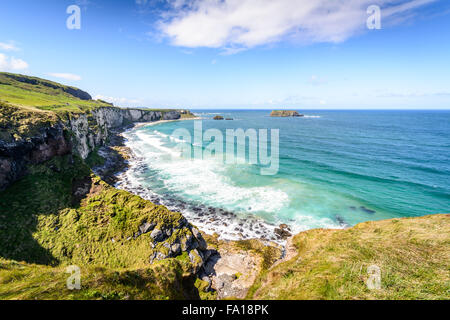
(274, 227), (292, 240)
(139, 222), (156, 235)
(192, 227), (208, 250)
(150, 228), (165, 242)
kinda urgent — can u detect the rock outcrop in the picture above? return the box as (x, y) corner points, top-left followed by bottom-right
(270, 110), (303, 117)
(0, 122), (72, 190)
(198, 236), (282, 300)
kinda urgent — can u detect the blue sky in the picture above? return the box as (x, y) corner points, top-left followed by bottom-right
(1, 0), (450, 109)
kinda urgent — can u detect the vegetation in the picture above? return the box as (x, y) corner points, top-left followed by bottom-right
(0, 101), (59, 141)
(0, 72), (111, 114)
(180, 111), (198, 119)
(0, 258), (197, 300)
(0, 72), (191, 142)
(0, 155), (199, 299)
(1, 72), (448, 300)
(0, 72), (111, 142)
(85, 148), (106, 168)
(0, 72), (202, 300)
(249, 214), (450, 300)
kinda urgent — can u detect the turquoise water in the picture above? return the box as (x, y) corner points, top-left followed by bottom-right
(121, 110), (450, 239)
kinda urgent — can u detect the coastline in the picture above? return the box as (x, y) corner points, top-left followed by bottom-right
(93, 116), (201, 184)
(132, 116), (204, 129)
(93, 116), (294, 245)
(92, 116), (287, 299)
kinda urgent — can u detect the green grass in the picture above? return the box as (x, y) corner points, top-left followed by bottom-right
(2, 71), (448, 301)
(0, 101), (60, 141)
(0, 258), (198, 300)
(0, 72), (110, 113)
(0, 72), (191, 142)
(0, 72), (111, 142)
(85, 148), (106, 168)
(0, 155), (190, 268)
(0, 154), (201, 299)
(249, 215), (450, 300)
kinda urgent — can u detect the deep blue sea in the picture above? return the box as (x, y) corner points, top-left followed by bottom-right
(120, 110), (450, 241)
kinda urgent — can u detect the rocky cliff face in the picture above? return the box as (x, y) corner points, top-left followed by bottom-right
(0, 123), (70, 190)
(0, 107), (181, 190)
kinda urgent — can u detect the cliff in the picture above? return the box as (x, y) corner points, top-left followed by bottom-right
(270, 110), (303, 117)
(0, 72), (182, 191)
(0, 73), (212, 299)
(0, 104), (181, 190)
(1, 73), (447, 301)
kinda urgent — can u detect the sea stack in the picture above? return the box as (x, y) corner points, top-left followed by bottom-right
(270, 110), (303, 117)
(213, 115), (224, 120)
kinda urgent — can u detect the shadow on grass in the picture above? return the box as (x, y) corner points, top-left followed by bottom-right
(0, 155), (90, 266)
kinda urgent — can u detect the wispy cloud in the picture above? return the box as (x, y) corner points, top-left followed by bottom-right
(156, 0), (437, 53)
(47, 73), (82, 81)
(94, 94), (142, 106)
(377, 91), (450, 98)
(0, 53), (28, 71)
(309, 75), (328, 86)
(0, 41), (20, 51)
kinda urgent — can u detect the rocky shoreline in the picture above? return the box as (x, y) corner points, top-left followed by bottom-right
(92, 119), (287, 299)
(94, 120), (293, 243)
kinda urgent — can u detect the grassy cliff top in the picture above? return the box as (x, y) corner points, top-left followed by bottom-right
(0, 72), (114, 140)
(0, 72), (112, 113)
(249, 214), (450, 300)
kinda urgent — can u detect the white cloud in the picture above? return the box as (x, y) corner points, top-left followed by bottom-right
(0, 53), (28, 71)
(94, 94), (142, 106)
(47, 73), (82, 81)
(0, 42), (19, 51)
(157, 0), (437, 52)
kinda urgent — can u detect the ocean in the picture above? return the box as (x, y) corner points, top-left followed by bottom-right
(118, 110), (450, 241)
